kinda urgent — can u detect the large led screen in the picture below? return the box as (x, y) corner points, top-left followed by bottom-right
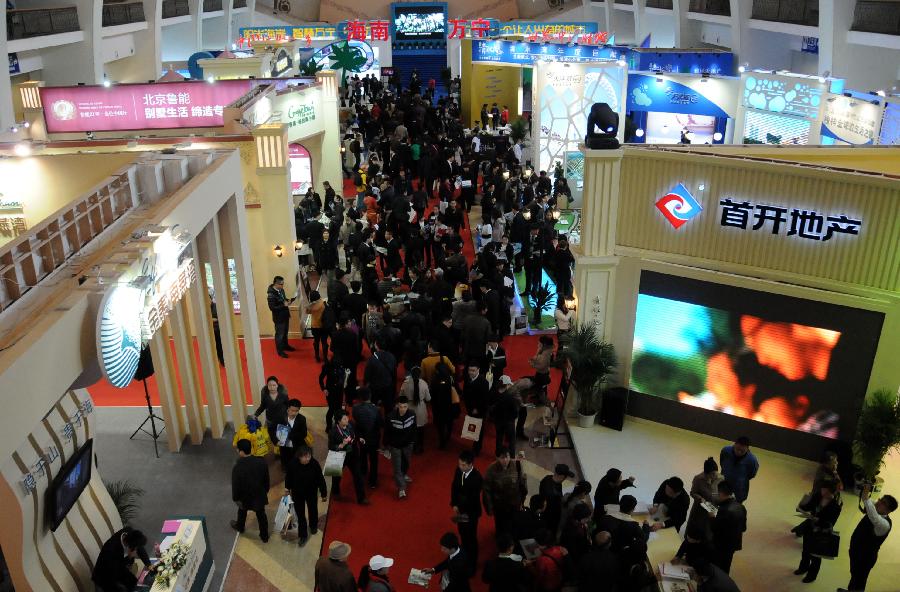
(629, 272), (883, 441)
(645, 112), (716, 144)
(393, 6), (446, 41)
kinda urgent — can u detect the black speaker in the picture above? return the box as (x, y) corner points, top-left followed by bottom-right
(133, 345), (155, 381)
(599, 387), (628, 431)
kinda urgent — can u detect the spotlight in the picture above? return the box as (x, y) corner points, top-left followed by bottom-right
(616, 59), (627, 67)
(738, 65), (746, 73)
(698, 184), (705, 191)
(876, 90), (886, 97)
(103, 79), (111, 87)
(294, 240), (304, 251)
(713, 132), (723, 141)
(273, 244), (284, 257)
(635, 129), (644, 138)
(207, 76), (215, 83)
(23, 121), (30, 128)
(817, 76), (826, 83)
(551, 210), (561, 220)
(585, 102), (620, 149)
(10, 125), (17, 133)
(13, 142), (31, 157)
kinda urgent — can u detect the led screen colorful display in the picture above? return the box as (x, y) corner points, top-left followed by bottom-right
(392, 6), (445, 41)
(629, 272), (883, 440)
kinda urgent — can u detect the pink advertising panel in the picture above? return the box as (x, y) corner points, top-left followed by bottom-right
(39, 80), (257, 133)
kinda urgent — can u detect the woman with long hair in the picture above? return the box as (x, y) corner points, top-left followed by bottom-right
(254, 376), (289, 448)
(358, 555), (395, 592)
(400, 366), (431, 454)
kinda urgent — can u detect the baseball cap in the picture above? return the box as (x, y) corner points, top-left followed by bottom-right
(554, 463), (576, 478)
(369, 555), (394, 571)
(499, 375), (513, 386)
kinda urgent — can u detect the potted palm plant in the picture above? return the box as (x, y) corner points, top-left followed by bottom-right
(509, 118), (528, 144)
(852, 388), (900, 491)
(529, 282), (555, 327)
(560, 321), (617, 428)
(104, 479), (145, 525)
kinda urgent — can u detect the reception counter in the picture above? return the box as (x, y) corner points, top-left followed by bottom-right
(137, 516), (214, 592)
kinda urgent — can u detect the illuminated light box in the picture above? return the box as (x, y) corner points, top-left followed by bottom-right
(39, 80), (257, 133)
(629, 272), (883, 441)
(742, 110), (811, 145)
(391, 3), (446, 42)
(879, 102), (900, 145)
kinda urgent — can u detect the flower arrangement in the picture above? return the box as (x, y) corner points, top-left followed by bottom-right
(154, 542), (190, 588)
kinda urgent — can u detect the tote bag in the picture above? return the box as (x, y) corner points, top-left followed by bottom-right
(324, 449), (347, 477)
(461, 415), (483, 441)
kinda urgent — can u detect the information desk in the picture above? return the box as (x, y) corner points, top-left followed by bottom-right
(136, 516), (215, 592)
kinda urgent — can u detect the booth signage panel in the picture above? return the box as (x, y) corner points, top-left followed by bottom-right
(472, 39), (623, 66)
(239, 25), (338, 41)
(8, 53), (19, 75)
(820, 94), (881, 145)
(879, 102), (900, 145)
(741, 72), (838, 120)
(627, 74), (735, 118)
(40, 80), (255, 133)
(276, 86), (322, 140)
(634, 51), (733, 75)
(271, 49), (293, 77)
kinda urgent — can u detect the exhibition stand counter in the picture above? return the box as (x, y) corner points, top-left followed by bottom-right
(137, 517), (214, 592)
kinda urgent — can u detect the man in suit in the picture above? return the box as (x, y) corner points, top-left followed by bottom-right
(451, 451), (483, 573)
(364, 338), (397, 412)
(596, 495), (650, 555)
(463, 362), (490, 456)
(709, 481), (747, 574)
(576, 531), (620, 592)
(650, 476), (691, 533)
(231, 439), (271, 542)
(92, 527), (151, 592)
(277, 399), (309, 470)
(482, 533), (529, 592)
(327, 269), (350, 316)
(461, 305), (492, 366)
(267, 275), (294, 358)
(424, 532), (471, 592)
(838, 487), (896, 592)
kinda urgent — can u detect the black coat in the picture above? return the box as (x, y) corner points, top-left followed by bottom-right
(482, 556), (529, 592)
(711, 498), (747, 552)
(232, 455), (270, 510)
(595, 514), (648, 554)
(577, 548), (620, 592)
(331, 328), (361, 368)
(285, 457), (328, 498)
(280, 414), (309, 451)
(463, 374), (490, 418)
(434, 550), (471, 592)
(92, 529), (150, 592)
(267, 284), (291, 323)
(652, 482), (691, 531)
(451, 468), (484, 519)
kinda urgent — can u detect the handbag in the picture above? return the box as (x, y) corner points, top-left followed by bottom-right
(807, 530), (840, 559)
(324, 449), (347, 477)
(461, 415), (483, 441)
(273, 495), (292, 531)
(304, 431), (314, 447)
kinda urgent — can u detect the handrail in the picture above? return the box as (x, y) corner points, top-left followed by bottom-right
(162, 0), (191, 19)
(101, 1), (146, 26)
(6, 6), (80, 40)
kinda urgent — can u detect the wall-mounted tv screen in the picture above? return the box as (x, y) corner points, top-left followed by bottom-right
(393, 6), (446, 41)
(47, 439), (94, 532)
(629, 272), (883, 442)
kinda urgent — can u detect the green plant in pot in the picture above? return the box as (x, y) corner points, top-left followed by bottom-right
(509, 118), (528, 144)
(104, 479), (145, 525)
(529, 282), (554, 326)
(852, 388), (900, 490)
(560, 321), (617, 427)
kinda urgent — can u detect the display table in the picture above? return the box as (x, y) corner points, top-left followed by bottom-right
(136, 516), (215, 592)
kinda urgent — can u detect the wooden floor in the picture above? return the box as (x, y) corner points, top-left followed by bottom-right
(569, 414), (900, 592)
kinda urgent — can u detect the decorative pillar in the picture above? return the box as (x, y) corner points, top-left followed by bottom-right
(188, 235), (227, 438)
(170, 296), (204, 444)
(149, 322), (186, 452)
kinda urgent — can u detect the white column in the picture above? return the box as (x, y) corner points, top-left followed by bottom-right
(135, 0), (163, 81)
(189, 0), (203, 55)
(223, 0), (235, 48)
(671, 0), (691, 47)
(819, 0), (853, 78)
(729, 0), (752, 69)
(0, 4), (15, 131)
(633, 0), (647, 45)
(39, 0), (104, 85)
(219, 194), (265, 411)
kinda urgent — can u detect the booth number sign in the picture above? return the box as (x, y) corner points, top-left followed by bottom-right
(719, 198), (862, 241)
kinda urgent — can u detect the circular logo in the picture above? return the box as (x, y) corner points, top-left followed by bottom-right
(97, 286), (143, 388)
(51, 100), (76, 121)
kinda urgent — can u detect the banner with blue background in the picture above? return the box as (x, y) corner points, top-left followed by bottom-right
(472, 39), (627, 66)
(627, 74), (734, 118)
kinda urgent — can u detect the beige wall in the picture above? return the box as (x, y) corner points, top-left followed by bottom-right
(0, 153), (139, 248)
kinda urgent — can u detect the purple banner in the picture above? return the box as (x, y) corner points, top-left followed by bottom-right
(39, 80), (257, 133)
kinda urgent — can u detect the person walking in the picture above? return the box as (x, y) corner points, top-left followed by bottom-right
(276, 399), (309, 471)
(719, 436), (759, 503)
(400, 366), (431, 453)
(328, 410), (370, 505)
(352, 387), (383, 489)
(709, 481), (747, 574)
(365, 339), (398, 412)
(267, 275), (294, 358)
(320, 356), (348, 433)
(230, 439), (270, 542)
(793, 481), (841, 583)
(430, 361), (457, 450)
(463, 362), (489, 456)
(358, 555), (395, 592)
(423, 532), (471, 592)
(539, 463), (575, 532)
(255, 376), (289, 449)
(838, 486), (896, 592)
(451, 451), (483, 574)
(385, 396), (417, 499)
(483, 447), (527, 538)
(284, 446), (327, 547)
(316, 541), (357, 592)
(491, 376), (520, 456)
(308, 290), (329, 363)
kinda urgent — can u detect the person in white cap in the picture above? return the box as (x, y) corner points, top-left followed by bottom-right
(358, 555), (395, 592)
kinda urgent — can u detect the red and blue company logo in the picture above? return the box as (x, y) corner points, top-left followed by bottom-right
(655, 183), (703, 229)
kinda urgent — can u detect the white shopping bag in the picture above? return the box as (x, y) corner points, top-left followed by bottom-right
(273, 495), (292, 531)
(460, 415), (483, 441)
(324, 449), (347, 477)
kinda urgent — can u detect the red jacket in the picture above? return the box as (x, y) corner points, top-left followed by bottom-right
(530, 546), (566, 592)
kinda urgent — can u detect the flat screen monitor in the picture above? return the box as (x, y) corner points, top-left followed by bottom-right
(47, 439), (94, 532)
(392, 6), (446, 41)
(629, 272), (883, 442)
(645, 112), (716, 144)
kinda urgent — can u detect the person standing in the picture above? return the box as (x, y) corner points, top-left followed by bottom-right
(352, 387), (383, 489)
(92, 528), (151, 592)
(267, 275), (294, 358)
(576, 531), (620, 592)
(463, 362), (489, 456)
(315, 541), (357, 592)
(385, 396), (417, 499)
(230, 439), (270, 542)
(255, 376), (289, 449)
(838, 487), (896, 592)
(451, 451), (483, 573)
(320, 356), (348, 433)
(307, 290), (328, 363)
(793, 481), (841, 583)
(430, 361), (457, 450)
(483, 447), (527, 538)
(365, 339), (397, 412)
(686, 457), (722, 542)
(423, 532), (471, 592)
(482, 533), (529, 592)
(284, 446), (327, 547)
(358, 555), (395, 592)
(709, 481), (747, 574)
(719, 436), (759, 503)
(400, 366), (431, 454)
(328, 410), (370, 505)
(491, 376), (520, 456)
(539, 463), (575, 531)
(276, 399), (309, 470)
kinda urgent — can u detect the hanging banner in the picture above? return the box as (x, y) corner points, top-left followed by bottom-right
(632, 49), (733, 75)
(627, 73), (737, 118)
(740, 71), (843, 120)
(820, 93), (882, 145)
(472, 39), (626, 67)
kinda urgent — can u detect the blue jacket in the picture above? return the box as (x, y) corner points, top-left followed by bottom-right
(720, 446), (759, 502)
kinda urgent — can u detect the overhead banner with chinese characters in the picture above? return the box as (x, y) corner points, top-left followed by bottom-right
(626, 73), (738, 118)
(820, 92), (883, 146)
(616, 150), (900, 292)
(39, 80), (255, 133)
(472, 39), (625, 67)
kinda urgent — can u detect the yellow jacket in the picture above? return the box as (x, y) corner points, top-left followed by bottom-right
(233, 424), (273, 457)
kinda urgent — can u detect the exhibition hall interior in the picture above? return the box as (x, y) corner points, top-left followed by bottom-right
(2, 0), (900, 591)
